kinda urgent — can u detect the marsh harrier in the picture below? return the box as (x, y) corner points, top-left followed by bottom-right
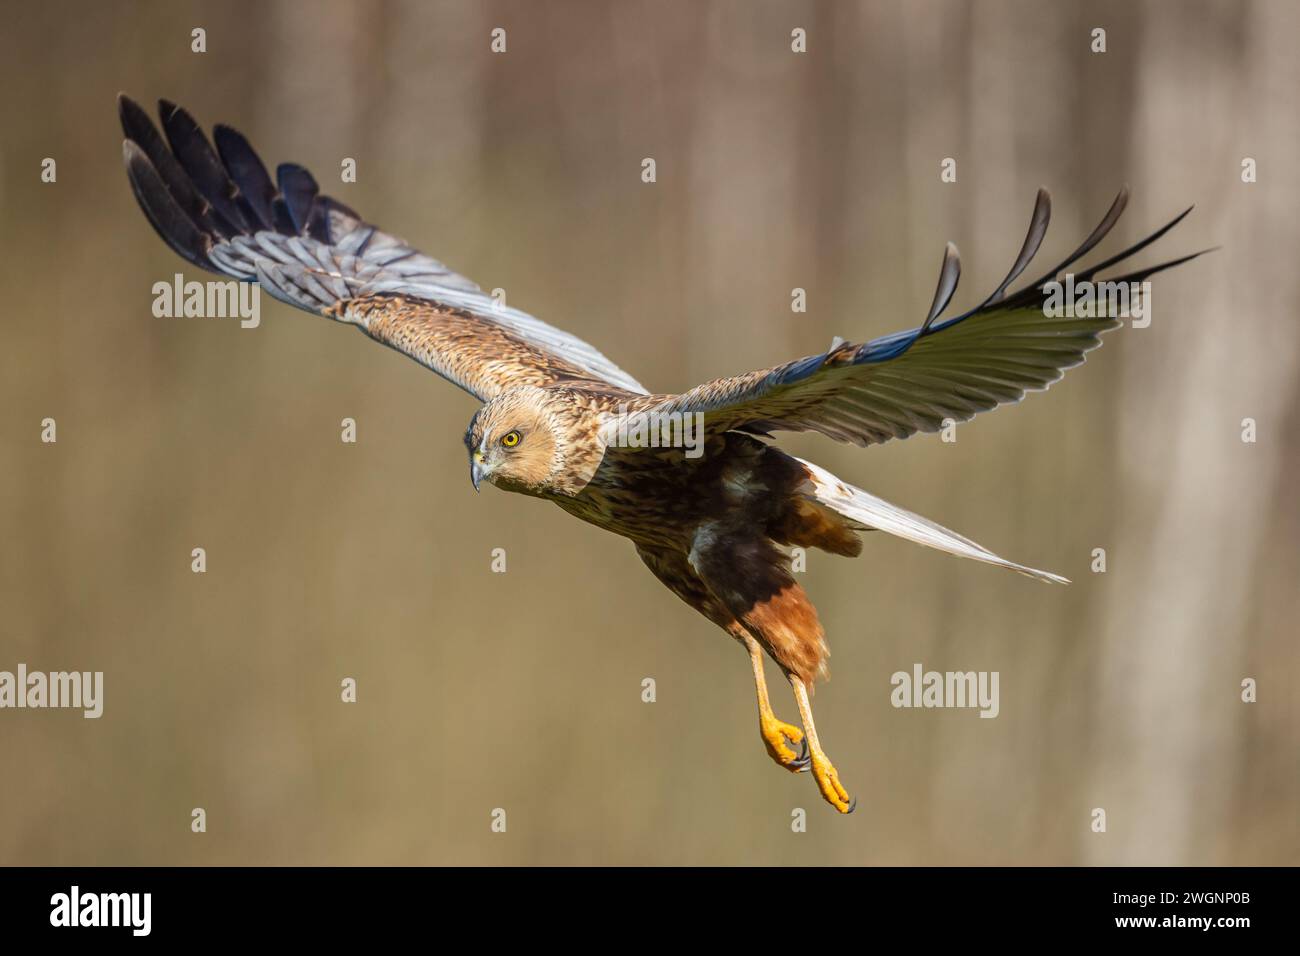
(119, 96), (1202, 813)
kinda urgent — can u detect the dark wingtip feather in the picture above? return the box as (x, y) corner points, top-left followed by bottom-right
(1100, 246), (1216, 287)
(277, 163), (320, 234)
(122, 97), (358, 278)
(930, 188), (1053, 331)
(213, 123), (277, 230)
(122, 96), (228, 240)
(921, 242), (961, 333)
(117, 92), (141, 126)
(1053, 187), (1133, 275)
(122, 140), (213, 271)
(997, 186), (1135, 310)
(118, 95), (155, 151)
(270, 197), (298, 235)
(1034, 187), (1128, 284)
(1074, 204), (1195, 283)
(157, 100), (246, 237)
(989, 187), (1051, 304)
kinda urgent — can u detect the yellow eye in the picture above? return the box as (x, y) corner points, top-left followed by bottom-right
(500, 430), (521, 448)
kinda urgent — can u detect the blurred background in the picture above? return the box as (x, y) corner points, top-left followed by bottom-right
(1, 0), (1296, 865)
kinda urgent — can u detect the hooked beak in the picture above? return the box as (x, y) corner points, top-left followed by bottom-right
(470, 451), (486, 492)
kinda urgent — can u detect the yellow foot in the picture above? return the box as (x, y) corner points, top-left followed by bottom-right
(810, 753), (856, 813)
(759, 716), (811, 773)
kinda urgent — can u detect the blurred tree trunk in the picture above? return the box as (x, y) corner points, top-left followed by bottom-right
(1087, 0), (1300, 865)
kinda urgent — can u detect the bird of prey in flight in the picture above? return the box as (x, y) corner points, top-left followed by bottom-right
(119, 96), (1202, 814)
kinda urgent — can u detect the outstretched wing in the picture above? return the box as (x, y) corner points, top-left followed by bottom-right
(634, 189), (1206, 446)
(118, 95), (647, 401)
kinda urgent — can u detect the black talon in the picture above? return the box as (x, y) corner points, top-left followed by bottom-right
(845, 796), (858, 814)
(787, 735), (811, 771)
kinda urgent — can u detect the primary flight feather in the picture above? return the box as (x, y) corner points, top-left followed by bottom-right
(119, 95), (1204, 813)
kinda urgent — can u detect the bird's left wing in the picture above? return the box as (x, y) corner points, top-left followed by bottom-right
(119, 95), (647, 402)
(631, 189), (1206, 446)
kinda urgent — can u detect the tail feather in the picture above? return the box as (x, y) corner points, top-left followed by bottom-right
(796, 458), (1070, 584)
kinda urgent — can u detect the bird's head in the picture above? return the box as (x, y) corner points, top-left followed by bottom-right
(464, 386), (568, 497)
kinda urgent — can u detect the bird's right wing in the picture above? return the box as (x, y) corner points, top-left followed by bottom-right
(631, 189), (1206, 446)
(118, 95), (648, 402)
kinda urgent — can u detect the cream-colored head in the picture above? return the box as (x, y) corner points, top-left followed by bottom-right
(464, 386), (566, 497)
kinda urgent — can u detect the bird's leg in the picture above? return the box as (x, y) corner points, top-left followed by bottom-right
(739, 630), (810, 773)
(792, 678), (856, 813)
